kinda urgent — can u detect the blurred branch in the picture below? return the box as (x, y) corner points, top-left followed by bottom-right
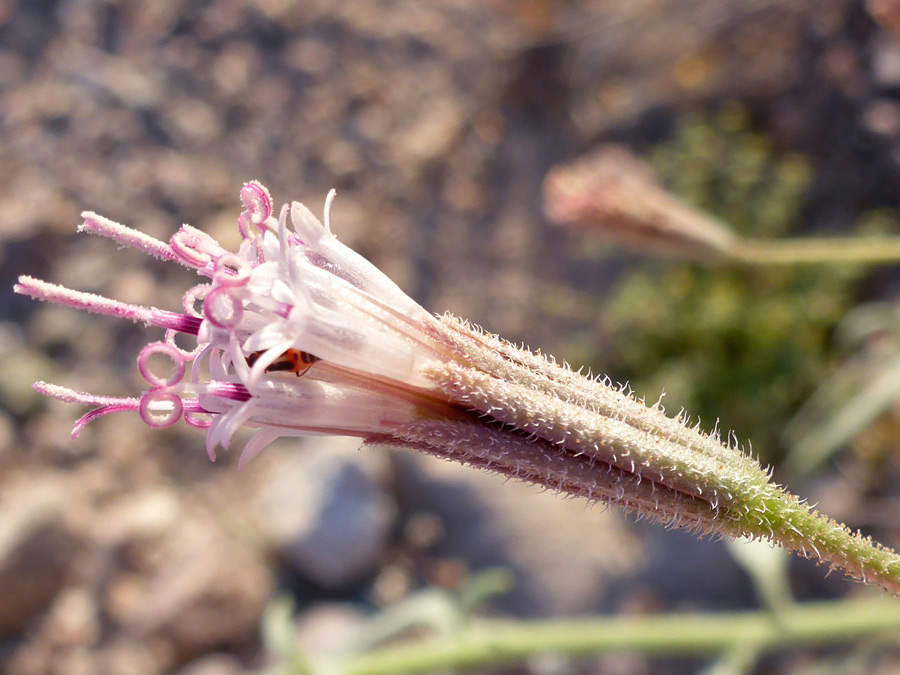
(734, 237), (900, 266)
(334, 597), (900, 675)
(544, 145), (900, 267)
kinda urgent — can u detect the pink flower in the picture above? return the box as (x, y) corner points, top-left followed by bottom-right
(17, 182), (460, 468)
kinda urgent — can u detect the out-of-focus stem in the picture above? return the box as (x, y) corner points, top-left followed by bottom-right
(732, 237), (900, 266)
(544, 146), (900, 268)
(338, 598), (900, 675)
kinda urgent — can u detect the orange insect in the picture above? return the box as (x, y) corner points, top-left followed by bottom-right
(247, 349), (321, 376)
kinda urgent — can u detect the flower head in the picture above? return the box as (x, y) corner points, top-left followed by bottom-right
(17, 181), (460, 468)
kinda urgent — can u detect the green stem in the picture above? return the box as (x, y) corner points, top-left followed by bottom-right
(731, 237), (900, 266)
(734, 484), (900, 594)
(338, 598), (900, 675)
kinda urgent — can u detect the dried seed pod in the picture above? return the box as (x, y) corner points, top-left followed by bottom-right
(544, 145), (737, 260)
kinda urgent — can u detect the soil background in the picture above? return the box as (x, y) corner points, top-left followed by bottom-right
(2, 1), (900, 673)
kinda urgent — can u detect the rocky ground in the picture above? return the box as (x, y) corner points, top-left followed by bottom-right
(3, 1), (900, 673)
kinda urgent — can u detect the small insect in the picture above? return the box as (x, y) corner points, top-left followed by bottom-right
(247, 349), (321, 377)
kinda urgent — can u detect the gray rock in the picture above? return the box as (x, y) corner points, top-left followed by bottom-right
(873, 36), (900, 87)
(107, 513), (272, 663)
(863, 98), (900, 137)
(252, 438), (396, 588)
(395, 454), (644, 616)
(0, 474), (81, 636)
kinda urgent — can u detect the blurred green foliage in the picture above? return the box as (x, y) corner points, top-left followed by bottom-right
(600, 104), (865, 461)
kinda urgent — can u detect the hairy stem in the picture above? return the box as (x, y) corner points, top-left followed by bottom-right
(422, 315), (900, 593)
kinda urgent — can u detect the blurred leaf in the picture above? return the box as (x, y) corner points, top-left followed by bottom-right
(457, 567), (514, 616)
(261, 596), (312, 675)
(727, 538), (793, 615)
(783, 302), (900, 477)
(699, 641), (762, 675)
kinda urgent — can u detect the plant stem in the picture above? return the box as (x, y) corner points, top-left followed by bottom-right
(732, 237), (900, 266)
(339, 597), (900, 675)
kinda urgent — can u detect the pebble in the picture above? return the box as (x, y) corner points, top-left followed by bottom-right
(251, 438), (396, 588)
(0, 474), (81, 636)
(863, 98), (900, 137)
(872, 36), (900, 87)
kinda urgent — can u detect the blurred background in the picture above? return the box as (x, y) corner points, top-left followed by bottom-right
(4, 0), (900, 673)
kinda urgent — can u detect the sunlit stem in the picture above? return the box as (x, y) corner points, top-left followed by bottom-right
(730, 236), (900, 266)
